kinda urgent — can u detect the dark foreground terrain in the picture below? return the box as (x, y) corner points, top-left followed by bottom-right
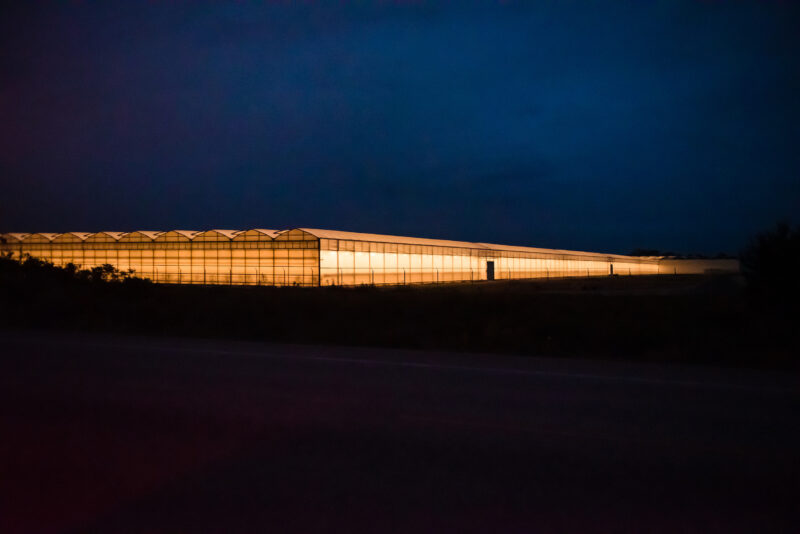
(1, 332), (798, 533)
(1, 256), (797, 369)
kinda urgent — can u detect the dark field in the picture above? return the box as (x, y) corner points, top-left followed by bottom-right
(2, 263), (799, 532)
(1, 333), (798, 533)
(1, 263), (797, 369)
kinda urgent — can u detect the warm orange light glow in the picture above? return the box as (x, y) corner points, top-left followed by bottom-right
(0, 228), (739, 287)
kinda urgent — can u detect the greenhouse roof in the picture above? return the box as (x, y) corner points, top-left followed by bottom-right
(1, 227), (657, 261)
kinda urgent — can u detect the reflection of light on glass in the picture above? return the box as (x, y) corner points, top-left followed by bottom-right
(0, 229), (737, 287)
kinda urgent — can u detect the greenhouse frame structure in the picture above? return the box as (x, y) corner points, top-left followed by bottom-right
(0, 228), (737, 287)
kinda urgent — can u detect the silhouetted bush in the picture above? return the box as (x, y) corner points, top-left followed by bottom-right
(630, 248), (662, 256)
(0, 253), (796, 369)
(0, 254), (147, 288)
(740, 222), (800, 308)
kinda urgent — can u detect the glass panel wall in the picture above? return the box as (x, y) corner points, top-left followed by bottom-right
(117, 232), (160, 280)
(152, 231), (197, 284)
(320, 239), (489, 286)
(192, 231), (235, 285)
(0, 234), (27, 260)
(273, 230), (320, 287)
(232, 229), (276, 286)
(318, 238), (663, 286)
(0, 228), (688, 287)
(50, 233), (89, 268)
(83, 232), (121, 271)
(19, 233), (58, 264)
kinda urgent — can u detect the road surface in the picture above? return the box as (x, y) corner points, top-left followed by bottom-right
(1, 332), (798, 533)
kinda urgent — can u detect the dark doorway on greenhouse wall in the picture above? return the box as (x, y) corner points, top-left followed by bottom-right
(487, 261), (495, 281)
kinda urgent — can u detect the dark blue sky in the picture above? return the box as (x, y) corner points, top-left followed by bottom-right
(1, 1), (798, 254)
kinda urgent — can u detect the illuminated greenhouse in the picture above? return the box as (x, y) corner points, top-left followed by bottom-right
(0, 228), (739, 287)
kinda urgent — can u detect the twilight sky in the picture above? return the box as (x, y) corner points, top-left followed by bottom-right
(1, 1), (798, 254)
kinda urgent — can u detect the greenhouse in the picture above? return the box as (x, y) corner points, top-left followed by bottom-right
(0, 228), (738, 287)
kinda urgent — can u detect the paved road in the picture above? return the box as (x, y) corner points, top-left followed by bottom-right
(1, 332), (798, 533)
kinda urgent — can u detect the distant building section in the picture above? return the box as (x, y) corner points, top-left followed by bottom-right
(0, 228), (739, 287)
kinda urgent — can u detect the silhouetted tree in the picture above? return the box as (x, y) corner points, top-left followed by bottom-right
(0, 254), (148, 286)
(740, 222), (800, 307)
(630, 248), (662, 256)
